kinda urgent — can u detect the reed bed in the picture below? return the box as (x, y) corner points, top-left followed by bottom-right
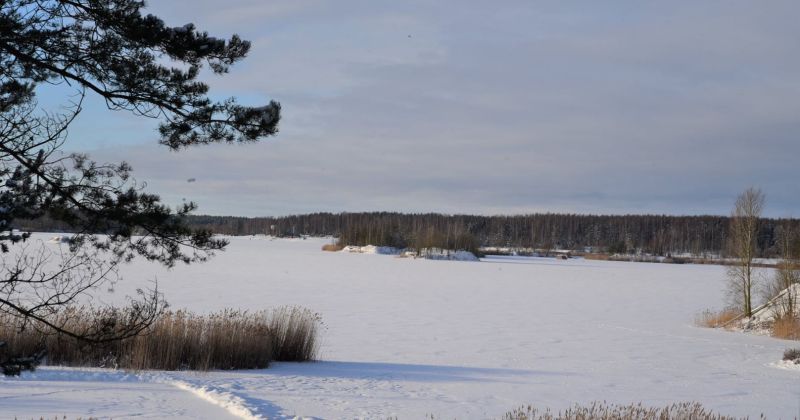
(502, 401), (753, 420)
(321, 243), (344, 252)
(0, 306), (321, 371)
(772, 316), (800, 340)
(694, 309), (741, 329)
(268, 306), (322, 362)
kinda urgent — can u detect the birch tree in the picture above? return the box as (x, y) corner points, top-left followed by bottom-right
(726, 187), (765, 317)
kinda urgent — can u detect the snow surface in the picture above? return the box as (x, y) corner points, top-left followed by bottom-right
(772, 360), (800, 372)
(2, 234), (799, 419)
(0, 367), (236, 419)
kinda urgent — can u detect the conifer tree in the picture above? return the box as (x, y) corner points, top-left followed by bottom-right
(0, 0), (280, 345)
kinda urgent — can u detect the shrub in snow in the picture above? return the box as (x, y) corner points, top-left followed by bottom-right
(783, 348), (800, 364)
(0, 342), (45, 376)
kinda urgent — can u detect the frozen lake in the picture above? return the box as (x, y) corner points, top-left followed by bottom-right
(2, 235), (798, 419)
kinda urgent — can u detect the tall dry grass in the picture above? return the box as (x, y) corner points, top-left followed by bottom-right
(583, 253), (611, 261)
(502, 401), (750, 420)
(321, 243), (344, 252)
(0, 306), (321, 371)
(268, 306), (322, 362)
(772, 315), (800, 340)
(694, 309), (741, 329)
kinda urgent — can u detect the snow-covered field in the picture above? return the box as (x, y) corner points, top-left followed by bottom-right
(2, 234), (799, 419)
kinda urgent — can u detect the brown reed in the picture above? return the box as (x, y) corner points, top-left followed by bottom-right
(0, 306), (321, 371)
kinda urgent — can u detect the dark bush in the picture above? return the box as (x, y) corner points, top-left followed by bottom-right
(783, 348), (800, 363)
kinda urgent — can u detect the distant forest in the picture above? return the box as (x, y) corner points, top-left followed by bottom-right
(24, 212), (797, 258)
(21, 212), (800, 257)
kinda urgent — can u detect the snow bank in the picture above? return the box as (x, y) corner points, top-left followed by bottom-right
(340, 245), (477, 261)
(47, 235), (73, 243)
(750, 283), (800, 325)
(419, 248), (479, 261)
(770, 360), (800, 371)
(342, 245), (400, 255)
(170, 381), (263, 420)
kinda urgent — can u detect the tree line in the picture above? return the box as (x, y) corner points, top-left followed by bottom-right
(103, 212), (799, 257)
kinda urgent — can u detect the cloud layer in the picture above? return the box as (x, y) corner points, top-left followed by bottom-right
(71, 1), (800, 217)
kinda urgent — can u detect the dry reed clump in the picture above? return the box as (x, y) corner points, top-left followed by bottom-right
(321, 243), (344, 252)
(694, 309), (741, 329)
(268, 306), (322, 362)
(772, 316), (800, 340)
(582, 254), (610, 261)
(0, 306), (321, 371)
(501, 401), (750, 420)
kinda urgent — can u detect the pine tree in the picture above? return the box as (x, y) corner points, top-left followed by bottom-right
(0, 0), (281, 356)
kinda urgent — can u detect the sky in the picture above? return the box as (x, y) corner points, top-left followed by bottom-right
(57, 1), (800, 217)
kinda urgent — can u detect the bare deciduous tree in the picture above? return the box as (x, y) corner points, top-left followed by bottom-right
(726, 187), (765, 318)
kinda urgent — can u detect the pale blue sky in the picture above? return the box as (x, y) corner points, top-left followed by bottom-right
(55, 1), (800, 217)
